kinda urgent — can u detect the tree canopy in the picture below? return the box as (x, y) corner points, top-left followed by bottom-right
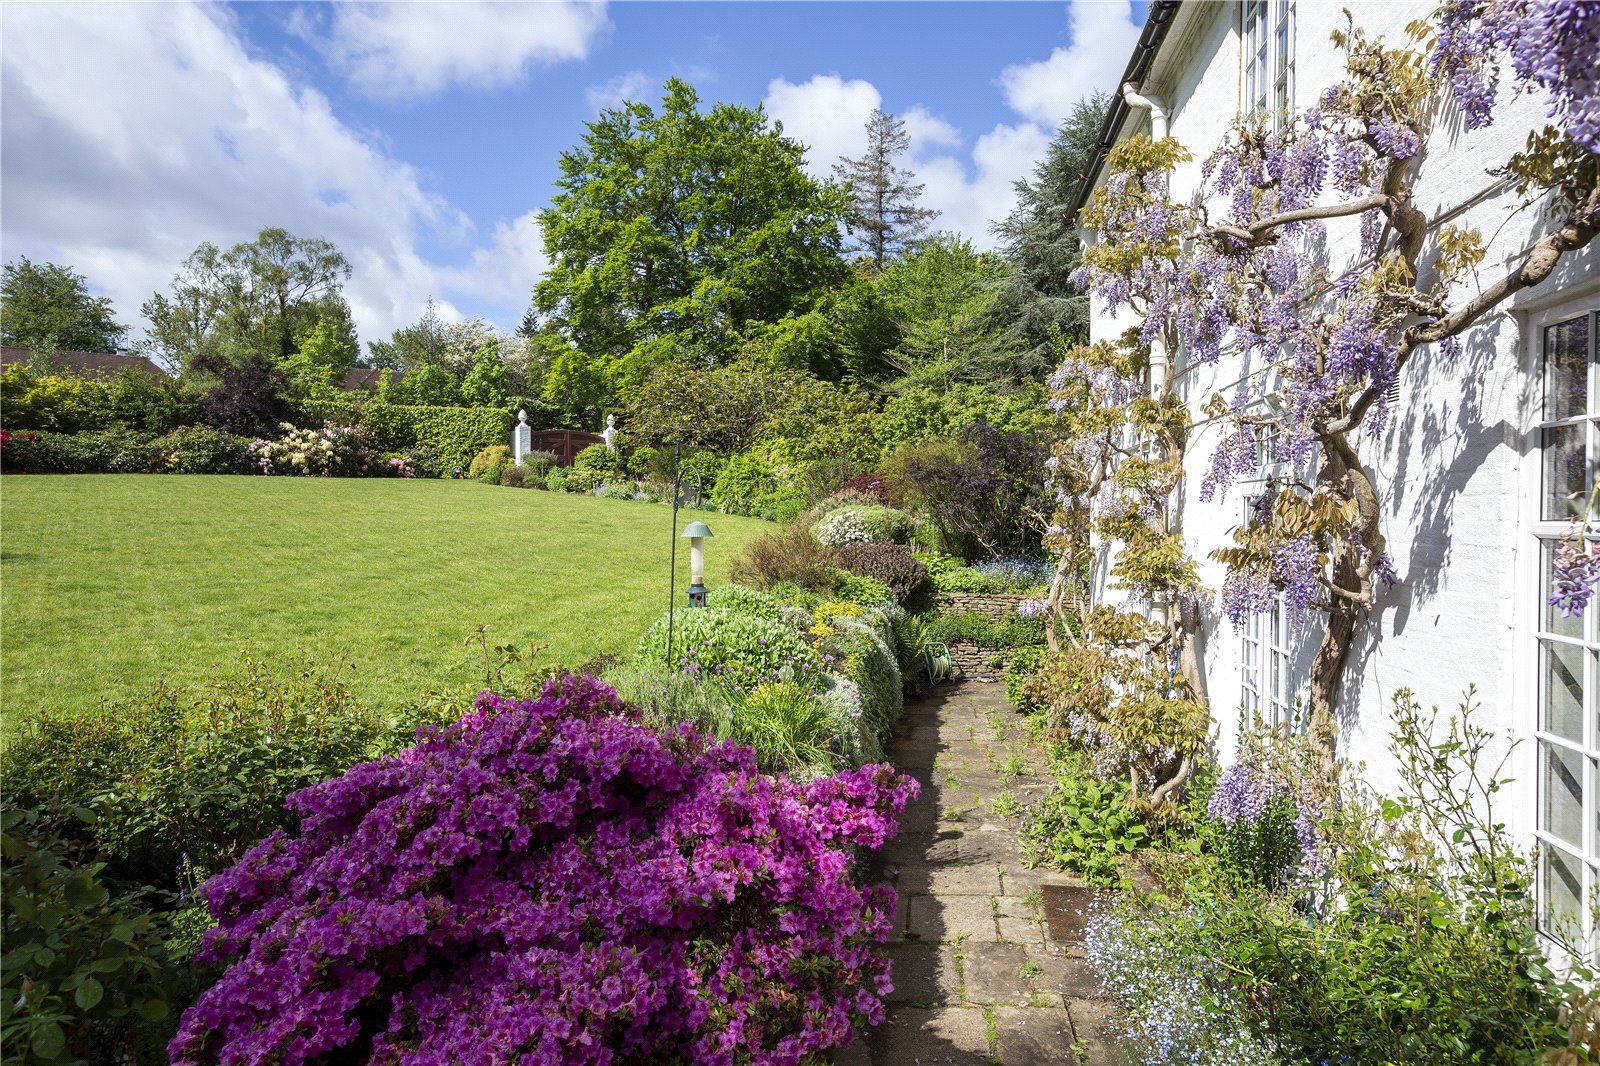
(142, 228), (355, 374)
(834, 109), (937, 272)
(534, 79), (851, 395)
(1, 258), (126, 354)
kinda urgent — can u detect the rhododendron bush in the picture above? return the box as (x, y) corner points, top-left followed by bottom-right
(168, 675), (917, 1064)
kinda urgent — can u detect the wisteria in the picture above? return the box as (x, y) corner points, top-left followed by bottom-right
(168, 676), (917, 1065)
(1549, 536), (1600, 618)
(1433, 0), (1600, 152)
(1208, 736), (1331, 880)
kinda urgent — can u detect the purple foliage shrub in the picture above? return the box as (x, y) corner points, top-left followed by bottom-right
(169, 675), (918, 1065)
(833, 541), (930, 608)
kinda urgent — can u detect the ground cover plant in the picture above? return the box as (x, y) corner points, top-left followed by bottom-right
(168, 676), (918, 1064)
(0, 476), (774, 726)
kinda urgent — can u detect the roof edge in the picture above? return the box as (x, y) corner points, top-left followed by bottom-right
(1067, 0), (1183, 220)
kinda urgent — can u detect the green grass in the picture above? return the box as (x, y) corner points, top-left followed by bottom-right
(1, 475), (774, 726)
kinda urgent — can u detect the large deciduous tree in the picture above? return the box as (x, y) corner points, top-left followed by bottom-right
(143, 228), (355, 374)
(0, 258), (126, 354)
(534, 79), (851, 395)
(833, 109), (937, 273)
(875, 235), (1012, 389)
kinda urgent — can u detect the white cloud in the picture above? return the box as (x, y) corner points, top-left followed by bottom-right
(0, 2), (540, 346)
(902, 106), (963, 154)
(917, 123), (1050, 244)
(1000, 0), (1139, 126)
(310, 1), (609, 99)
(764, 74), (881, 179)
(585, 70), (652, 112)
(440, 211), (546, 312)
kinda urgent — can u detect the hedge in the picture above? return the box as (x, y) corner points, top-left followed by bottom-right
(355, 402), (514, 471)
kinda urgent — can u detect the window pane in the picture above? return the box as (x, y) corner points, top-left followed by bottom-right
(1542, 423), (1587, 520)
(1543, 641), (1586, 742)
(1544, 541), (1587, 638)
(1541, 841), (1584, 943)
(1542, 740), (1584, 846)
(1544, 315), (1592, 422)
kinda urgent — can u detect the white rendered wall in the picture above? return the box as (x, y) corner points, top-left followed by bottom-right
(1083, 1), (1600, 833)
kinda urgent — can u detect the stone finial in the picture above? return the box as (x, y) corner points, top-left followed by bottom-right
(517, 408), (528, 424)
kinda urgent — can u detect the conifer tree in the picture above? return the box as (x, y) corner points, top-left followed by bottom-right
(833, 110), (936, 272)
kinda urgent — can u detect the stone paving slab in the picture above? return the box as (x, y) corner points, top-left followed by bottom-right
(841, 682), (1128, 1065)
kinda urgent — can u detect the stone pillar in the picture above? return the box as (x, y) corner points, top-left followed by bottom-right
(513, 409), (532, 466)
(602, 413), (618, 452)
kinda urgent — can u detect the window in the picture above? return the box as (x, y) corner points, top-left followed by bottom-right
(1242, 493), (1296, 729)
(1243, 0), (1295, 123)
(1531, 307), (1599, 958)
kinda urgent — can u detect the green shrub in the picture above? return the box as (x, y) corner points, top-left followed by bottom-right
(1021, 762), (1154, 885)
(0, 364), (199, 435)
(827, 571), (895, 610)
(544, 466), (570, 492)
(1004, 646), (1047, 712)
(468, 444), (514, 481)
(157, 426), (253, 474)
(819, 609), (903, 738)
(822, 504), (917, 545)
(712, 449), (774, 515)
(729, 526), (836, 591)
(705, 583), (787, 620)
(604, 661), (733, 738)
(498, 464), (532, 488)
(357, 402), (513, 471)
(726, 680), (841, 775)
(3, 657), (391, 887)
(563, 467), (604, 493)
(922, 610), (1046, 649)
(573, 443), (620, 475)
(0, 809), (185, 1065)
(521, 450), (557, 482)
(0, 428), (160, 473)
(634, 607), (820, 683)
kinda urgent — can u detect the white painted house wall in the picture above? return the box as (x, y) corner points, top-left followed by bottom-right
(1081, 0), (1600, 951)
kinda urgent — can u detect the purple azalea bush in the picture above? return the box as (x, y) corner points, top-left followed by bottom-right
(168, 675), (917, 1065)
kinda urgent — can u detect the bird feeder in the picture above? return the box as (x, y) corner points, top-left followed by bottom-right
(681, 521), (714, 607)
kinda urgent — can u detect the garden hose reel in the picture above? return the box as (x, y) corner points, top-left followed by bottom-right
(923, 643), (955, 684)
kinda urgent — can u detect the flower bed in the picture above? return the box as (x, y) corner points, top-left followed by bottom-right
(170, 675), (917, 1064)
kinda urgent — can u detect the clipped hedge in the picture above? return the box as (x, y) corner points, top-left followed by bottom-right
(356, 402), (513, 471)
(824, 609), (904, 740)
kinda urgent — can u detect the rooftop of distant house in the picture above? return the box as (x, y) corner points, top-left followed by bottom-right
(0, 345), (167, 378)
(340, 366), (403, 391)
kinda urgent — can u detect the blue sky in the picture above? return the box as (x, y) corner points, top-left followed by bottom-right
(1, 1), (1145, 347)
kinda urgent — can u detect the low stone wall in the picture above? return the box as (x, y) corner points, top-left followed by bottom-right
(947, 642), (1025, 677)
(935, 591), (1029, 623)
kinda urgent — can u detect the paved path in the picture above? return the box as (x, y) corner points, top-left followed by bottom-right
(840, 682), (1125, 1066)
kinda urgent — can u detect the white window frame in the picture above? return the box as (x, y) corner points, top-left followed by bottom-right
(1242, 0), (1295, 125)
(1524, 297), (1600, 962)
(1240, 491), (1295, 730)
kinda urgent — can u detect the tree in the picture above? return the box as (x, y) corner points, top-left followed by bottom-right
(460, 340), (514, 408)
(535, 79), (851, 391)
(282, 318), (358, 397)
(367, 300), (448, 371)
(200, 355), (296, 438)
(875, 236), (1011, 388)
(833, 110), (937, 272)
(1054, 5), (1599, 766)
(142, 228), (353, 373)
(741, 268), (899, 385)
(0, 258), (126, 353)
(393, 363), (460, 407)
(989, 93), (1109, 383)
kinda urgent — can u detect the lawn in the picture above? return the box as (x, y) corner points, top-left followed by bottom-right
(0, 475), (773, 726)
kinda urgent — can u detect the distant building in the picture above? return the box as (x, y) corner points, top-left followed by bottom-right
(0, 345), (165, 378)
(340, 366), (403, 392)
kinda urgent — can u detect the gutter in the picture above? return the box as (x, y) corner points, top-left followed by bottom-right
(1067, 0), (1182, 221)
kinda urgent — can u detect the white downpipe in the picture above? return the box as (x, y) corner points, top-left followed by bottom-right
(1122, 81), (1173, 629)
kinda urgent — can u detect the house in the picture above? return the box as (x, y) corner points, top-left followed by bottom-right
(339, 366), (404, 392)
(1074, 1), (1598, 956)
(0, 345), (165, 378)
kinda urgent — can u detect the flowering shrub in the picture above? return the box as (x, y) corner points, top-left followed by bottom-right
(169, 677), (918, 1064)
(816, 508), (872, 546)
(158, 426), (252, 474)
(1206, 726), (1333, 891)
(250, 422), (375, 476)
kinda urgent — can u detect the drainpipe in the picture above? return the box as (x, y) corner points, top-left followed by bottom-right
(1121, 81), (1170, 401)
(1122, 80), (1173, 629)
